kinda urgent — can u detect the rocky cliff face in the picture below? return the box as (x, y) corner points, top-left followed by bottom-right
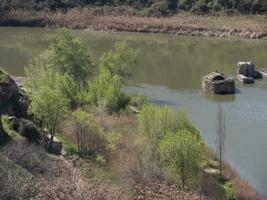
(0, 70), (28, 144)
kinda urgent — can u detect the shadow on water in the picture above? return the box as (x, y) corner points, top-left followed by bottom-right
(202, 91), (236, 102)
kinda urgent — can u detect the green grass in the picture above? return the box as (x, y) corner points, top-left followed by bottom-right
(0, 68), (9, 83)
(57, 133), (79, 155)
(1, 115), (20, 140)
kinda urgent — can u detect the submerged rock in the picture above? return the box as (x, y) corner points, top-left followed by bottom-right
(202, 72), (235, 94)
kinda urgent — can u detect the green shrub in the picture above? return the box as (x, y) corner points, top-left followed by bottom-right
(138, 104), (201, 164)
(87, 69), (130, 112)
(129, 93), (149, 110)
(191, 0), (212, 14)
(0, 68), (9, 83)
(160, 129), (203, 189)
(87, 41), (138, 112)
(223, 181), (236, 200)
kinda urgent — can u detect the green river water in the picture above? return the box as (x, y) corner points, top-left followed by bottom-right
(1, 27), (267, 199)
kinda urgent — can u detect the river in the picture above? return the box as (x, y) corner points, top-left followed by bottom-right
(1, 27), (267, 199)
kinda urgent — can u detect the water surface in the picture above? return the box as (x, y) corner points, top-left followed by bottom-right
(1, 27), (267, 199)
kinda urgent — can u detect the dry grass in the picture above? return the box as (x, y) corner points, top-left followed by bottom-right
(2, 9), (267, 39)
(223, 162), (259, 200)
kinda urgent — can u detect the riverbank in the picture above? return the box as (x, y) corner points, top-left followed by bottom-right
(1, 9), (267, 40)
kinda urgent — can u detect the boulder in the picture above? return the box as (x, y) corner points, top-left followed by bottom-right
(202, 72), (235, 94)
(237, 62), (255, 77)
(237, 74), (255, 84)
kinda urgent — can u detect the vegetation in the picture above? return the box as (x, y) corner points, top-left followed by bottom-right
(1, 0), (267, 15)
(0, 68), (9, 83)
(0, 29), (259, 200)
(29, 87), (69, 144)
(72, 108), (106, 158)
(137, 104), (203, 189)
(87, 41), (138, 112)
(160, 129), (203, 189)
(26, 28), (93, 108)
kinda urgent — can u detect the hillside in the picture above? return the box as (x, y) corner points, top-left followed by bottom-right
(1, 0), (267, 15)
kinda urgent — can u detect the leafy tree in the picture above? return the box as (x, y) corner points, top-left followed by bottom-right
(87, 41), (138, 112)
(160, 129), (203, 189)
(138, 104), (200, 166)
(29, 87), (69, 144)
(49, 28), (94, 88)
(99, 41), (138, 79)
(87, 69), (130, 112)
(25, 28), (93, 108)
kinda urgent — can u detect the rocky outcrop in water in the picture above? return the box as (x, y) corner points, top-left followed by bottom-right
(202, 72), (235, 94)
(237, 62), (263, 84)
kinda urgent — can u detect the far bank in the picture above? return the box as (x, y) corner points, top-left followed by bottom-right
(1, 10), (267, 40)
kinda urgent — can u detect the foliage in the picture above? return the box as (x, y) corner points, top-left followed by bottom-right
(137, 104), (202, 184)
(87, 69), (130, 112)
(19, 119), (44, 143)
(72, 109), (106, 157)
(28, 87), (69, 143)
(129, 93), (149, 110)
(2, 0), (267, 15)
(99, 41), (138, 79)
(106, 130), (122, 153)
(223, 181), (236, 200)
(0, 68), (9, 83)
(25, 28), (93, 108)
(49, 28), (93, 88)
(87, 41), (138, 112)
(160, 129), (203, 189)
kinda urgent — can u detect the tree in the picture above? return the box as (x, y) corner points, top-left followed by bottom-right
(99, 41), (138, 79)
(216, 104), (226, 178)
(25, 28), (94, 108)
(49, 28), (94, 88)
(138, 104), (200, 163)
(87, 41), (138, 112)
(72, 109), (106, 157)
(29, 87), (69, 145)
(160, 129), (203, 189)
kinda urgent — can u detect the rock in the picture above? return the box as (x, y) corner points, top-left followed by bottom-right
(237, 61), (255, 77)
(254, 70), (263, 79)
(237, 74), (255, 84)
(202, 72), (235, 94)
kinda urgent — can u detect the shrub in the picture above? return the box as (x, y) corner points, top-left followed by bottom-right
(72, 109), (107, 158)
(129, 93), (148, 110)
(1, 140), (58, 176)
(15, 118), (44, 144)
(138, 104), (201, 182)
(0, 153), (36, 200)
(223, 181), (236, 200)
(160, 129), (203, 189)
(191, 0), (212, 14)
(87, 69), (130, 112)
